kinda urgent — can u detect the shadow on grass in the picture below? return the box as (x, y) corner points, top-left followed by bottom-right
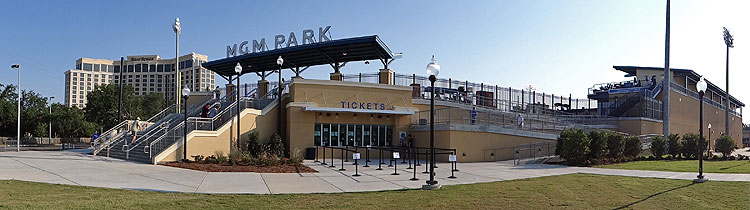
(612, 183), (694, 210)
(718, 161), (750, 171)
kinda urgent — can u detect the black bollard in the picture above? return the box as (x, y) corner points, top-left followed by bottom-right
(410, 151), (419, 181)
(453, 149), (460, 172)
(415, 149), (421, 166)
(401, 148), (407, 164)
(387, 147), (394, 167)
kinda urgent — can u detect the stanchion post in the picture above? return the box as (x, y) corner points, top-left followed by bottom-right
(415, 149), (421, 166)
(453, 149), (459, 172)
(330, 146), (335, 168)
(448, 152), (457, 179)
(423, 149), (429, 174)
(410, 149), (419, 180)
(391, 151), (400, 175)
(401, 148), (407, 164)
(345, 145), (349, 162)
(314, 145), (319, 163)
(339, 148), (346, 171)
(407, 147), (413, 169)
(376, 147), (383, 170)
(353, 151), (361, 177)
(364, 146), (370, 167)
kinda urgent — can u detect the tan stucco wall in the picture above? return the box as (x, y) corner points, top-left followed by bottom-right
(616, 119), (663, 136)
(668, 90), (743, 148)
(410, 130), (553, 162)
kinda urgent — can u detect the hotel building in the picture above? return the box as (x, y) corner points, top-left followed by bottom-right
(63, 53), (215, 107)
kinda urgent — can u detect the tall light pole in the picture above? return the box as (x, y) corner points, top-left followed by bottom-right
(424, 56), (440, 189)
(234, 63), (242, 150)
(723, 27), (733, 137)
(663, 0), (671, 141)
(173, 18), (181, 113)
(694, 77), (708, 183)
(182, 85), (190, 162)
(276, 56), (284, 139)
(11, 64), (20, 152)
(48, 96), (55, 143)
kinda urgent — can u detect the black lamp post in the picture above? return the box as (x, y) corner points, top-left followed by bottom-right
(708, 123), (712, 152)
(235, 63), (242, 150)
(694, 77), (708, 183)
(423, 56), (440, 189)
(277, 56), (284, 138)
(182, 85), (190, 162)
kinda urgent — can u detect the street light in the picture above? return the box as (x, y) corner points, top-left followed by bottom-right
(11, 64), (20, 152)
(276, 56), (284, 138)
(708, 123), (712, 152)
(48, 96), (55, 143)
(234, 62), (242, 150)
(423, 55), (440, 189)
(173, 18), (181, 113)
(722, 27), (734, 137)
(694, 77), (708, 183)
(182, 85), (190, 162)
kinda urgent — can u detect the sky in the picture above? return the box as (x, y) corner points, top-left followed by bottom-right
(0, 0), (747, 122)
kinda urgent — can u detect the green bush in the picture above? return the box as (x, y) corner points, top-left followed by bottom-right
(246, 130), (262, 157)
(606, 133), (625, 158)
(624, 136), (642, 159)
(650, 136), (666, 159)
(666, 134), (681, 158)
(587, 130), (608, 160)
(681, 133), (705, 159)
(267, 133), (285, 158)
(556, 128), (590, 165)
(714, 135), (736, 158)
(214, 151), (228, 163)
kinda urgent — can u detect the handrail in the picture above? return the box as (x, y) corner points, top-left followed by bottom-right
(146, 104), (177, 122)
(125, 121), (169, 152)
(149, 121), (185, 159)
(92, 120), (129, 155)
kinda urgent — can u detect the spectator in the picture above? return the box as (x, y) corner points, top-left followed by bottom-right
(213, 86), (221, 101)
(208, 104), (219, 118)
(470, 107), (478, 125)
(130, 117), (141, 144)
(517, 114), (524, 129)
(201, 103), (210, 118)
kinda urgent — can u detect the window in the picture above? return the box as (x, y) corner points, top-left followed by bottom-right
(76, 63), (81, 70)
(83, 63), (92, 71)
(73, 72), (78, 76)
(164, 64), (172, 72)
(127, 65), (134, 72)
(108, 65), (113, 72)
(157, 64), (164, 72)
(135, 75), (140, 78)
(149, 64), (156, 72)
(135, 64), (141, 72)
(114, 65), (120, 73)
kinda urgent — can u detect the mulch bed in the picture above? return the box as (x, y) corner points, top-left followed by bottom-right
(163, 162), (318, 173)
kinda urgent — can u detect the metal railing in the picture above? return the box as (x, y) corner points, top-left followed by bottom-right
(411, 107), (571, 134)
(670, 82), (742, 117)
(92, 121), (128, 155)
(482, 141), (556, 163)
(149, 121), (185, 159)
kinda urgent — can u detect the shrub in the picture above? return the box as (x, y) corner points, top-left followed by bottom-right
(714, 135), (736, 159)
(288, 148), (304, 165)
(666, 134), (681, 158)
(267, 133), (285, 158)
(192, 155), (204, 162)
(587, 130), (608, 160)
(556, 128), (590, 165)
(681, 133), (706, 159)
(246, 130), (262, 157)
(649, 136), (666, 159)
(214, 151), (228, 163)
(624, 136), (642, 159)
(606, 133), (625, 158)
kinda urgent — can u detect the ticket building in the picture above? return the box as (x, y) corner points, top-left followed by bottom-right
(94, 34), (743, 164)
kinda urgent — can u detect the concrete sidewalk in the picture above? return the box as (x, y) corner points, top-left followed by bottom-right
(0, 150), (748, 194)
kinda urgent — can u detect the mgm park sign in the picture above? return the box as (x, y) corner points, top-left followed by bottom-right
(226, 26), (332, 58)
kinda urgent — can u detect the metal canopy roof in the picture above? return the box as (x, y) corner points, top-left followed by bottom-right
(202, 35), (394, 77)
(613, 65), (744, 107)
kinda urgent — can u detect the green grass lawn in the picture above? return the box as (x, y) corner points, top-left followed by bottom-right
(596, 160), (750, 174)
(1, 174), (748, 209)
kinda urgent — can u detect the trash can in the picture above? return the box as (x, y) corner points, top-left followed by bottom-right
(305, 147), (316, 160)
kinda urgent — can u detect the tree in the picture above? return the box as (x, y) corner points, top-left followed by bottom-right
(666, 134), (681, 158)
(267, 133), (285, 158)
(650, 136), (666, 159)
(714, 135), (736, 159)
(84, 84), (139, 131)
(50, 103), (97, 137)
